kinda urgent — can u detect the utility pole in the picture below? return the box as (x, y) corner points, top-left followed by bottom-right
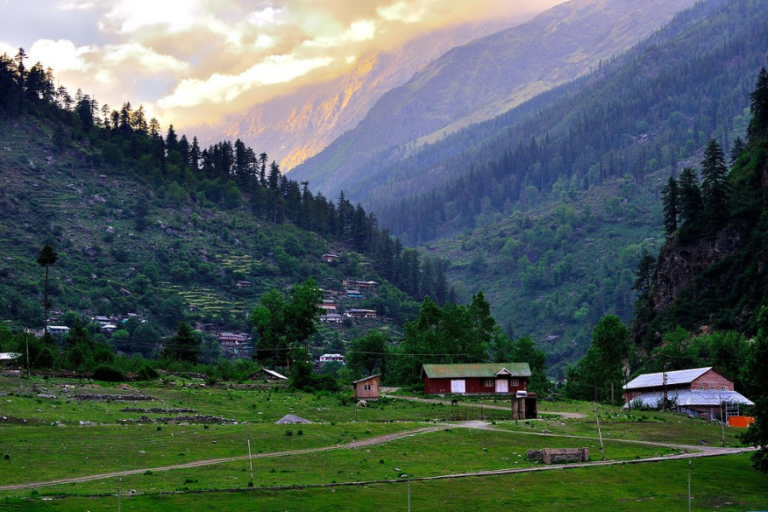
(593, 402), (606, 461)
(247, 427), (254, 487)
(407, 474), (411, 512)
(117, 477), (121, 512)
(26, 336), (30, 378)
(720, 399), (726, 447)
(688, 460), (692, 512)
(662, 355), (668, 412)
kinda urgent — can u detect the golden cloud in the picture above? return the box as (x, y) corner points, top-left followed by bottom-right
(3, 0), (567, 127)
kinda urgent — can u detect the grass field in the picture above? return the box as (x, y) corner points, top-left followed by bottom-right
(2, 426), (686, 497)
(0, 376), (510, 425)
(1, 375), (763, 511)
(1, 454), (765, 511)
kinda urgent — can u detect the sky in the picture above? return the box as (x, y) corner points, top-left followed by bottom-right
(0, 0), (566, 128)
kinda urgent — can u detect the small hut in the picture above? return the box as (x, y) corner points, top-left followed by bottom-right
(352, 374), (380, 401)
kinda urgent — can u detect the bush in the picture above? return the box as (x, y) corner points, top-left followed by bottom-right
(92, 365), (126, 382)
(137, 366), (159, 381)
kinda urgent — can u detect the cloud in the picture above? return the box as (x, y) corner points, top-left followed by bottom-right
(157, 54), (332, 109)
(0, 41), (16, 57)
(28, 39), (94, 72)
(302, 19), (376, 49)
(102, 43), (190, 73)
(248, 7), (286, 27)
(57, 0), (101, 11)
(377, 1), (425, 24)
(102, 0), (203, 34)
(2, 0), (568, 127)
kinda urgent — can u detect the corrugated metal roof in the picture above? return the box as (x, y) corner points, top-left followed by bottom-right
(262, 369), (287, 380)
(422, 363), (531, 379)
(0, 353), (21, 361)
(625, 390), (754, 408)
(624, 367), (713, 390)
(352, 374), (380, 384)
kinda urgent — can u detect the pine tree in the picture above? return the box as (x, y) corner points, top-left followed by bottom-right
(36, 244), (58, 331)
(190, 136), (201, 170)
(632, 251), (656, 294)
(167, 322), (201, 365)
(750, 67), (768, 134)
(165, 124), (178, 153)
(661, 176), (679, 235)
(731, 137), (745, 165)
(700, 139), (730, 227)
(741, 306), (768, 472)
(678, 167), (702, 225)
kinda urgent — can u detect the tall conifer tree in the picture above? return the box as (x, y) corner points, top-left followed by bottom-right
(700, 139), (729, 227)
(678, 167), (702, 225)
(661, 176), (679, 235)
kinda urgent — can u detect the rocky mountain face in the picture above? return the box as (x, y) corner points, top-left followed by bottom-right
(635, 113), (768, 348)
(291, 0), (697, 199)
(650, 228), (747, 315)
(197, 19), (522, 172)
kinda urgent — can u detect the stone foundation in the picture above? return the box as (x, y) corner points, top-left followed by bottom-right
(526, 447), (589, 464)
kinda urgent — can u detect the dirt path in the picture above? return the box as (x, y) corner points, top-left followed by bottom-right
(445, 421), (733, 453)
(0, 426), (445, 492)
(0, 421), (753, 494)
(382, 393), (587, 419)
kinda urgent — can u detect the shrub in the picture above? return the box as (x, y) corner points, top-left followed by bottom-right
(92, 365), (125, 382)
(137, 366), (159, 381)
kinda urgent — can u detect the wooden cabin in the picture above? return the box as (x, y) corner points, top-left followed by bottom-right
(352, 374), (380, 400)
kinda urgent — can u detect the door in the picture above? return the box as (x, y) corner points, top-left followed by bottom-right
(450, 379), (466, 394)
(495, 379), (509, 393)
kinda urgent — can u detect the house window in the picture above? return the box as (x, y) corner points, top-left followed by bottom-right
(484, 379), (494, 387)
(698, 386), (704, 390)
(721, 386), (727, 390)
(364, 384), (372, 391)
(510, 378), (519, 387)
(710, 386), (716, 390)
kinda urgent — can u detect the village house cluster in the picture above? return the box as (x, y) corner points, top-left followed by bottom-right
(317, 278), (380, 324)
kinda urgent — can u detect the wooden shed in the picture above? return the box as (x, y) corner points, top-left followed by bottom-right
(352, 374), (380, 400)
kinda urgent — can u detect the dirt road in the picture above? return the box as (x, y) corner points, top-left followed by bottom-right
(1, 422), (751, 493)
(381, 392), (587, 419)
(0, 426), (445, 492)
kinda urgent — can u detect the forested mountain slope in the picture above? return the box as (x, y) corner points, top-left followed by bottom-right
(634, 70), (768, 350)
(373, 0), (768, 246)
(423, 171), (665, 378)
(0, 53), (454, 346)
(290, 0), (696, 199)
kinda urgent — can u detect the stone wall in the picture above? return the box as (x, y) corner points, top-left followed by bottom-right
(526, 447), (589, 464)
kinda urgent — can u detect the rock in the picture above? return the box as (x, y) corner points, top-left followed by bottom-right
(275, 414), (312, 425)
(651, 227), (744, 314)
(28, 159), (35, 170)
